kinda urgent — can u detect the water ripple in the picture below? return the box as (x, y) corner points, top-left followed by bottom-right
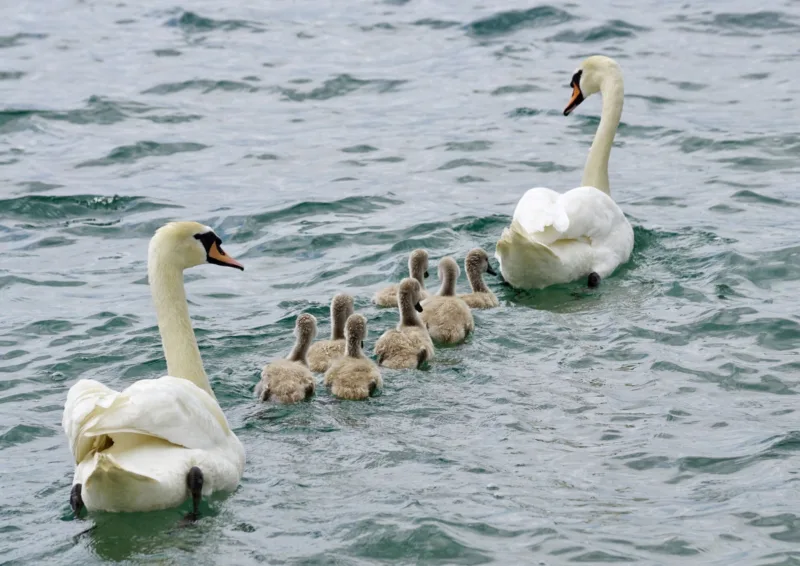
(466, 6), (575, 38)
(75, 141), (208, 168)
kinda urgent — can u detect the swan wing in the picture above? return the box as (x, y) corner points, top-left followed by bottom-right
(64, 376), (234, 465)
(557, 186), (623, 241)
(511, 187), (570, 245)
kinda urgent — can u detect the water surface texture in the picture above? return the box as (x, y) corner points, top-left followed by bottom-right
(2, 0), (800, 564)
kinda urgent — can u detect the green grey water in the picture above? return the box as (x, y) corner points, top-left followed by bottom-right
(2, 0), (800, 564)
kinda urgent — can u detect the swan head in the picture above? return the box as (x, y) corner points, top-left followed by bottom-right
(564, 55), (622, 116)
(149, 221), (244, 272)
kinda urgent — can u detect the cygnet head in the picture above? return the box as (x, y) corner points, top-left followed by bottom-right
(344, 313), (368, 357)
(465, 248), (496, 276)
(330, 293), (355, 340)
(398, 277), (424, 314)
(148, 221), (244, 273)
(465, 248), (497, 292)
(563, 55), (622, 116)
(437, 256), (460, 296)
(295, 313), (317, 342)
(408, 249), (430, 284)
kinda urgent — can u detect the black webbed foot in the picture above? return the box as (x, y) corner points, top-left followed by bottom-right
(416, 349), (428, 369)
(184, 466), (204, 523)
(70, 483), (84, 518)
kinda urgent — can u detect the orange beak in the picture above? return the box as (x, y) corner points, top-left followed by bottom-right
(563, 83), (584, 116)
(208, 241), (244, 271)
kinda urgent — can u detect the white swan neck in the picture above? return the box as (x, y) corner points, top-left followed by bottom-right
(149, 261), (214, 397)
(580, 76), (623, 195)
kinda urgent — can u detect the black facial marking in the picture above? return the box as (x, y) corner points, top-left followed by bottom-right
(564, 70), (586, 117)
(194, 231), (219, 253)
(588, 272), (601, 288)
(194, 231), (238, 269)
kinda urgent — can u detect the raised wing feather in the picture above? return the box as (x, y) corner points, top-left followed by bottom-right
(512, 187), (570, 244)
(64, 376), (233, 464)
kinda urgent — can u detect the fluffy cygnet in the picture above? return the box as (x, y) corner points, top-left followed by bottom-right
(421, 257), (474, 344)
(458, 248), (499, 309)
(324, 313), (382, 400)
(307, 293), (354, 373)
(373, 249), (430, 308)
(374, 278), (434, 369)
(255, 313), (317, 404)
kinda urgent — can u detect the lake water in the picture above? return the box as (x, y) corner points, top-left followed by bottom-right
(2, 0), (800, 564)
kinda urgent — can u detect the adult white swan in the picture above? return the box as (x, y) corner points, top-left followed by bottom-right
(62, 221), (246, 520)
(495, 55), (634, 290)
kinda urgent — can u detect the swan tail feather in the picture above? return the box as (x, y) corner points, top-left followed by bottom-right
(91, 452), (158, 483)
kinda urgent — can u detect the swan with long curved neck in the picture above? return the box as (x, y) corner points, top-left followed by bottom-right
(62, 221), (246, 520)
(495, 55), (634, 290)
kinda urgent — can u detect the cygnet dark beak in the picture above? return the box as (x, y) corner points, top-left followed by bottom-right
(424, 270), (429, 278)
(414, 302), (423, 313)
(486, 264), (497, 276)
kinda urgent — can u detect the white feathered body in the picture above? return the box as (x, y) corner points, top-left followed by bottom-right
(495, 186), (633, 290)
(63, 376), (245, 513)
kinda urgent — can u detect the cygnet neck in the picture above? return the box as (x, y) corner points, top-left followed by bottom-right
(438, 264), (458, 296)
(399, 289), (423, 328)
(330, 299), (351, 341)
(466, 261), (489, 293)
(287, 334), (312, 364)
(345, 332), (363, 358)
